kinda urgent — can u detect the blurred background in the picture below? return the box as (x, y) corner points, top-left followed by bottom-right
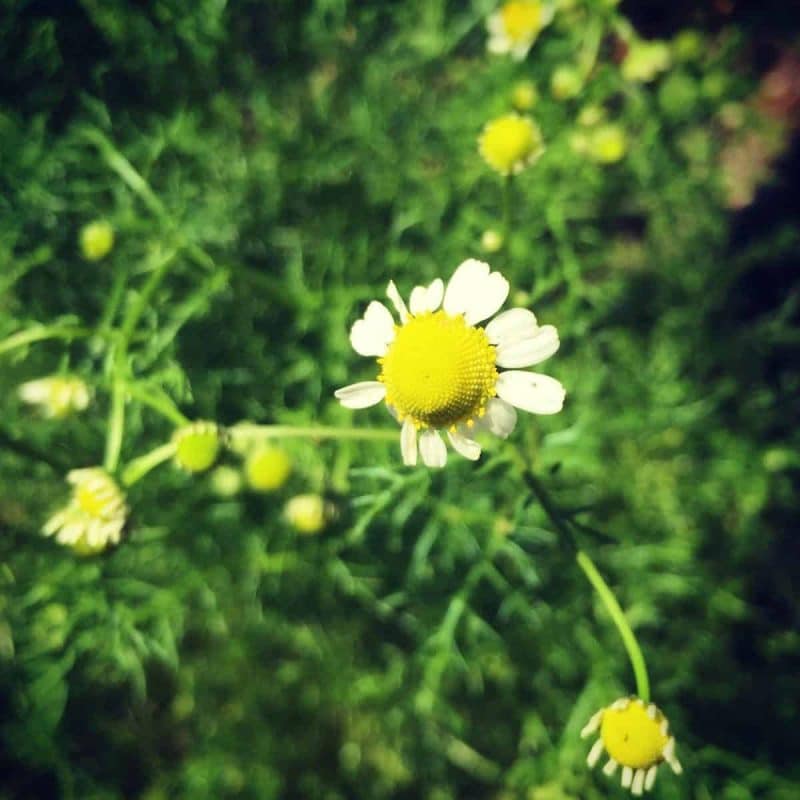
(1, 1), (799, 798)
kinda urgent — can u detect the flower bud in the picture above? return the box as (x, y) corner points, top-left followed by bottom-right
(80, 220), (115, 261)
(173, 421), (222, 473)
(245, 446), (292, 491)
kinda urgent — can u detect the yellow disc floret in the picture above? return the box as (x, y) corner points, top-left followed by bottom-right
(379, 311), (497, 430)
(76, 484), (112, 518)
(501, 1), (544, 44)
(600, 699), (669, 769)
(479, 113), (544, 176)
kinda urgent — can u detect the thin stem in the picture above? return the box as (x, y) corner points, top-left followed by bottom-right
(124, 382), (189, 426)
(523, 469), (577, 550)
(103, 249), (179, 473)
(228, 423), (399, 446)
(576, 550), (651, 703)
(501, 174), (513, 253)
(82, 129), (168, 222)
(0, 324), (91, 356)
(103, 378), (127, 472)
(121, 442), (177, 488)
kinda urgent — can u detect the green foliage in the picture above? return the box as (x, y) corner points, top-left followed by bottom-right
(1, 1), (799, 799)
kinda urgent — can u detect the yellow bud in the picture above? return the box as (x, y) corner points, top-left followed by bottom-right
(209, 465), (243, 498)
(511, 80), (539, 111)
(621, 40), (671, 83)
(550, 65), (582, 100)
(80, 220), (115, 261)
(577, 104), (605, 127)
(481, 229), (504, 253)
(245, 446), (292, 492)
(173, 421), (221, 473)
(285, 494), (332, 535)
(588, 124), (628, 164)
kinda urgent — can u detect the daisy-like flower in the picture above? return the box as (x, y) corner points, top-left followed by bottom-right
(334, 260), (565, 468)
(479, 113), (544, 176)
(18, 375), (91, 419)
(43, 468), (128, 555)
(581, 696), (683, 795)
(487, 1), (555, 61)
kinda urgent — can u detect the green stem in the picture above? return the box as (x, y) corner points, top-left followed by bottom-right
(83, 129), (168, 222)
(121, 442), (177, 487)
(228, 423), (399, 446)
(124, 382), (189, 426)
(0, 324), (91, 356)
(576, 550), (651, 703)
(103, 249), (179, 473)
(501, 174), (513, 253)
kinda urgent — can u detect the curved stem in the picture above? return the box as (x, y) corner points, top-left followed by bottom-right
(0, 324), (91, 356)
(124, 382), (189, 426)
(576, 550), (651, 703)
(103, 249), (179, 473)
(121, 442), (177, 488)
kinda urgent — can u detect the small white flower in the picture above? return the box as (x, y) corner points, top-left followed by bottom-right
(18, 375), (91, 418)
(335, 259), (565, 468)
(43, 468), (127, 555)
(487, 1), (555, 61)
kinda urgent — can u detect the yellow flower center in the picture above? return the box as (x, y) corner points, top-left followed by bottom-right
(479, 114), (543, 175)
(379, 311), (497, 430)
(76, 482), (116, 518)
(501, 1), (543, 43)
(600, 701), (668, 769)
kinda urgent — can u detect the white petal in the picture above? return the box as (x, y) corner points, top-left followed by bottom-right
(485, 308), (538, 345)
(487, 35), (511, 54)
(400, 419), (417, 466)
(350, 301), (395, 357)
(480, 398), (517, 438)
(580, 710), (603, 739)
(621, 766), (633, 789)
(496, 325), (560, 368)
(644, 765), (658, 791)
(586, 739), (604, 768)
(443, 259), (509, 325)
(18, 380), (49, 403)
(409, 278), (444, 315)
(486, 12), (504, 36)
(447, 430), (481, 461)
(419, 430), (447, 468)
(334, 382), (386, 409)
(496, 371), (565, 415)
(386, 280), (409, 323)
(511, 43), (532, 61)
(631, 769), (645, 796)
(603, 759), (618, 776)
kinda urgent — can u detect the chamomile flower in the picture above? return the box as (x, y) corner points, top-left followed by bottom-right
(335, 260), (565, 468)
(43, 468), (128, 554)
(581, 696), (683, 795)
(487, 1), (555, 61)
(18, 375), (91, 418)
(479, 114), (544, 176)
